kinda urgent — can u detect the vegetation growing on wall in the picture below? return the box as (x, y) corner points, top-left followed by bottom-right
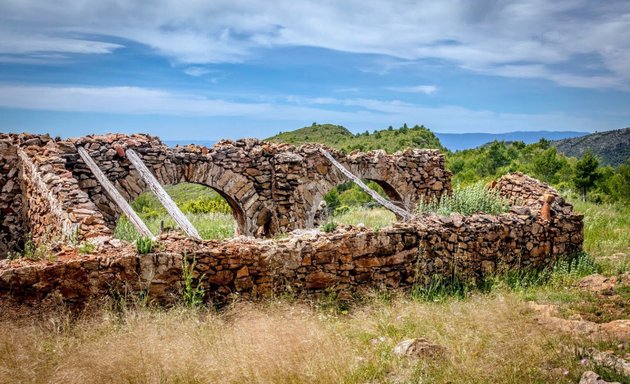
(416, 183), (510, 216)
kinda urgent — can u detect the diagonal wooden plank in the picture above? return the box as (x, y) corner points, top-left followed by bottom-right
(319, 148), (414, 220)
(125, 148), (201, 240)
(77, 146), (154, 239)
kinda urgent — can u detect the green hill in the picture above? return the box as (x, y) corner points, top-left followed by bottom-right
(267, 123), (445, 153)
(552, 127), (630, 167)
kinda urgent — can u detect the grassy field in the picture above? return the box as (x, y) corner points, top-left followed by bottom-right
(2, 193), (629, 383)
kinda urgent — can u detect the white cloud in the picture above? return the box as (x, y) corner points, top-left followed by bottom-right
(1, 84), (606, 134)
(0, 28), (122, 55)
(0, 1), (629, 88)
(0, 85), (270, 116)
(183, 67), (212, 77)
(387, 85), (437, 94)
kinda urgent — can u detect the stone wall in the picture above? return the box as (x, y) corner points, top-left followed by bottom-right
(0, 134), (25, 254)
(0, 173), (583, 306)
(0, 133), (450, 251)
(18, 140), (113, 246)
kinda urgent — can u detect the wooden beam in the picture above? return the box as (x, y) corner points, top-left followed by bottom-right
(319, 148), (414, 221)
(77, 146), (154, 239)
(125, 148), (202, 240)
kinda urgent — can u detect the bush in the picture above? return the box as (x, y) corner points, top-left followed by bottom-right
(7, 235), (47, 260)
(334, 205), (350, 216)
(78, 242), (95, 255)
(136, 236), (155, 254)
(180, 196), (231, 214)
(321, 221), (338, 233)
(550, 252), (599, 285)
(416, 182), (509, 216)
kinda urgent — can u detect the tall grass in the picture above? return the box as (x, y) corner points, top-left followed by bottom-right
(571, 199), (630, 274)
(416, 182), (510, 216)
(0, 294), (593, 384)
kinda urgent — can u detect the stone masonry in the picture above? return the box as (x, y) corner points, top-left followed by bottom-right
(0, 133), (450, 253)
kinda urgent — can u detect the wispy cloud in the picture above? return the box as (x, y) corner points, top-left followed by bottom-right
(0, 85), (270, 116)
(387, 85), (437, 94)
(183, 67), (213, 77)
(0, 84), (607, 134)
(0, 29), (122, 55)
(0, 1), (629, 89)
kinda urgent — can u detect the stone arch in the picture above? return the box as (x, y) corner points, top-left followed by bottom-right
(183, 163), (262, 237)
(183, 162), (271, 236)
(82, 157), (263, 237)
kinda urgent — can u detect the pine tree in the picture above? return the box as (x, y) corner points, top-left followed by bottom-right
(531, 147), (564, 184)
(573, 151), (600, 200)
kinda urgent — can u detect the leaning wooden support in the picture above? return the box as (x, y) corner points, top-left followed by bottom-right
(77, 146), (154, 239)
(319, 148), (414, 220)
(125, 148), (202, 240)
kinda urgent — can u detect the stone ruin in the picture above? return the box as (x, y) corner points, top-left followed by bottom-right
(0, 133), (584, 306)
(1, 133), (449, 252)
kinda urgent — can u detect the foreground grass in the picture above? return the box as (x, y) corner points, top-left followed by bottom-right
(0, 293), (595, 384)
(573, 200), (630, 274)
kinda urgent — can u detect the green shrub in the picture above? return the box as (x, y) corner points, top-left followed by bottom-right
(416, 182), (509, 216)
(334, 205), (350, 215)
(136, 236), (155, 254)
(181, 255), (205, 307)
(78, 242), (95, 255)
(321, 221), (338, 233)
(7, 235), (47, 260)
(550, 252), (599, 285)
(180, 196), (231, 214)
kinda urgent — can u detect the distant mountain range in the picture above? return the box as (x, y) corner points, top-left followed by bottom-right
(552, 127), (630, 167)
(435, 131), (588, 151)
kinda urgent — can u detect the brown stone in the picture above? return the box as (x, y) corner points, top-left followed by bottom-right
(393, 338), (447, 359)
(236, 266), (249, 278)
(305, 271), (338, 289)
(207, 270), (233, 285)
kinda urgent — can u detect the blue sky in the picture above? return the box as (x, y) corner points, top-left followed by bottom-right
(0, 0), (629, 140)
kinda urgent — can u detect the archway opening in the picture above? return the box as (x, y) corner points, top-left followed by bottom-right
(114, 183), (242, 241)
(318, 179), (399, 229)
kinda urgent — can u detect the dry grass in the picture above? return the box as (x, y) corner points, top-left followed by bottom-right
(0, 293), (592, 384)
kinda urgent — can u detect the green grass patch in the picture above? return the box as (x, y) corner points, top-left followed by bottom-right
(114, 183), (235, 242)
(333, 207), (396, 230)
(571, 199), (630, 274)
